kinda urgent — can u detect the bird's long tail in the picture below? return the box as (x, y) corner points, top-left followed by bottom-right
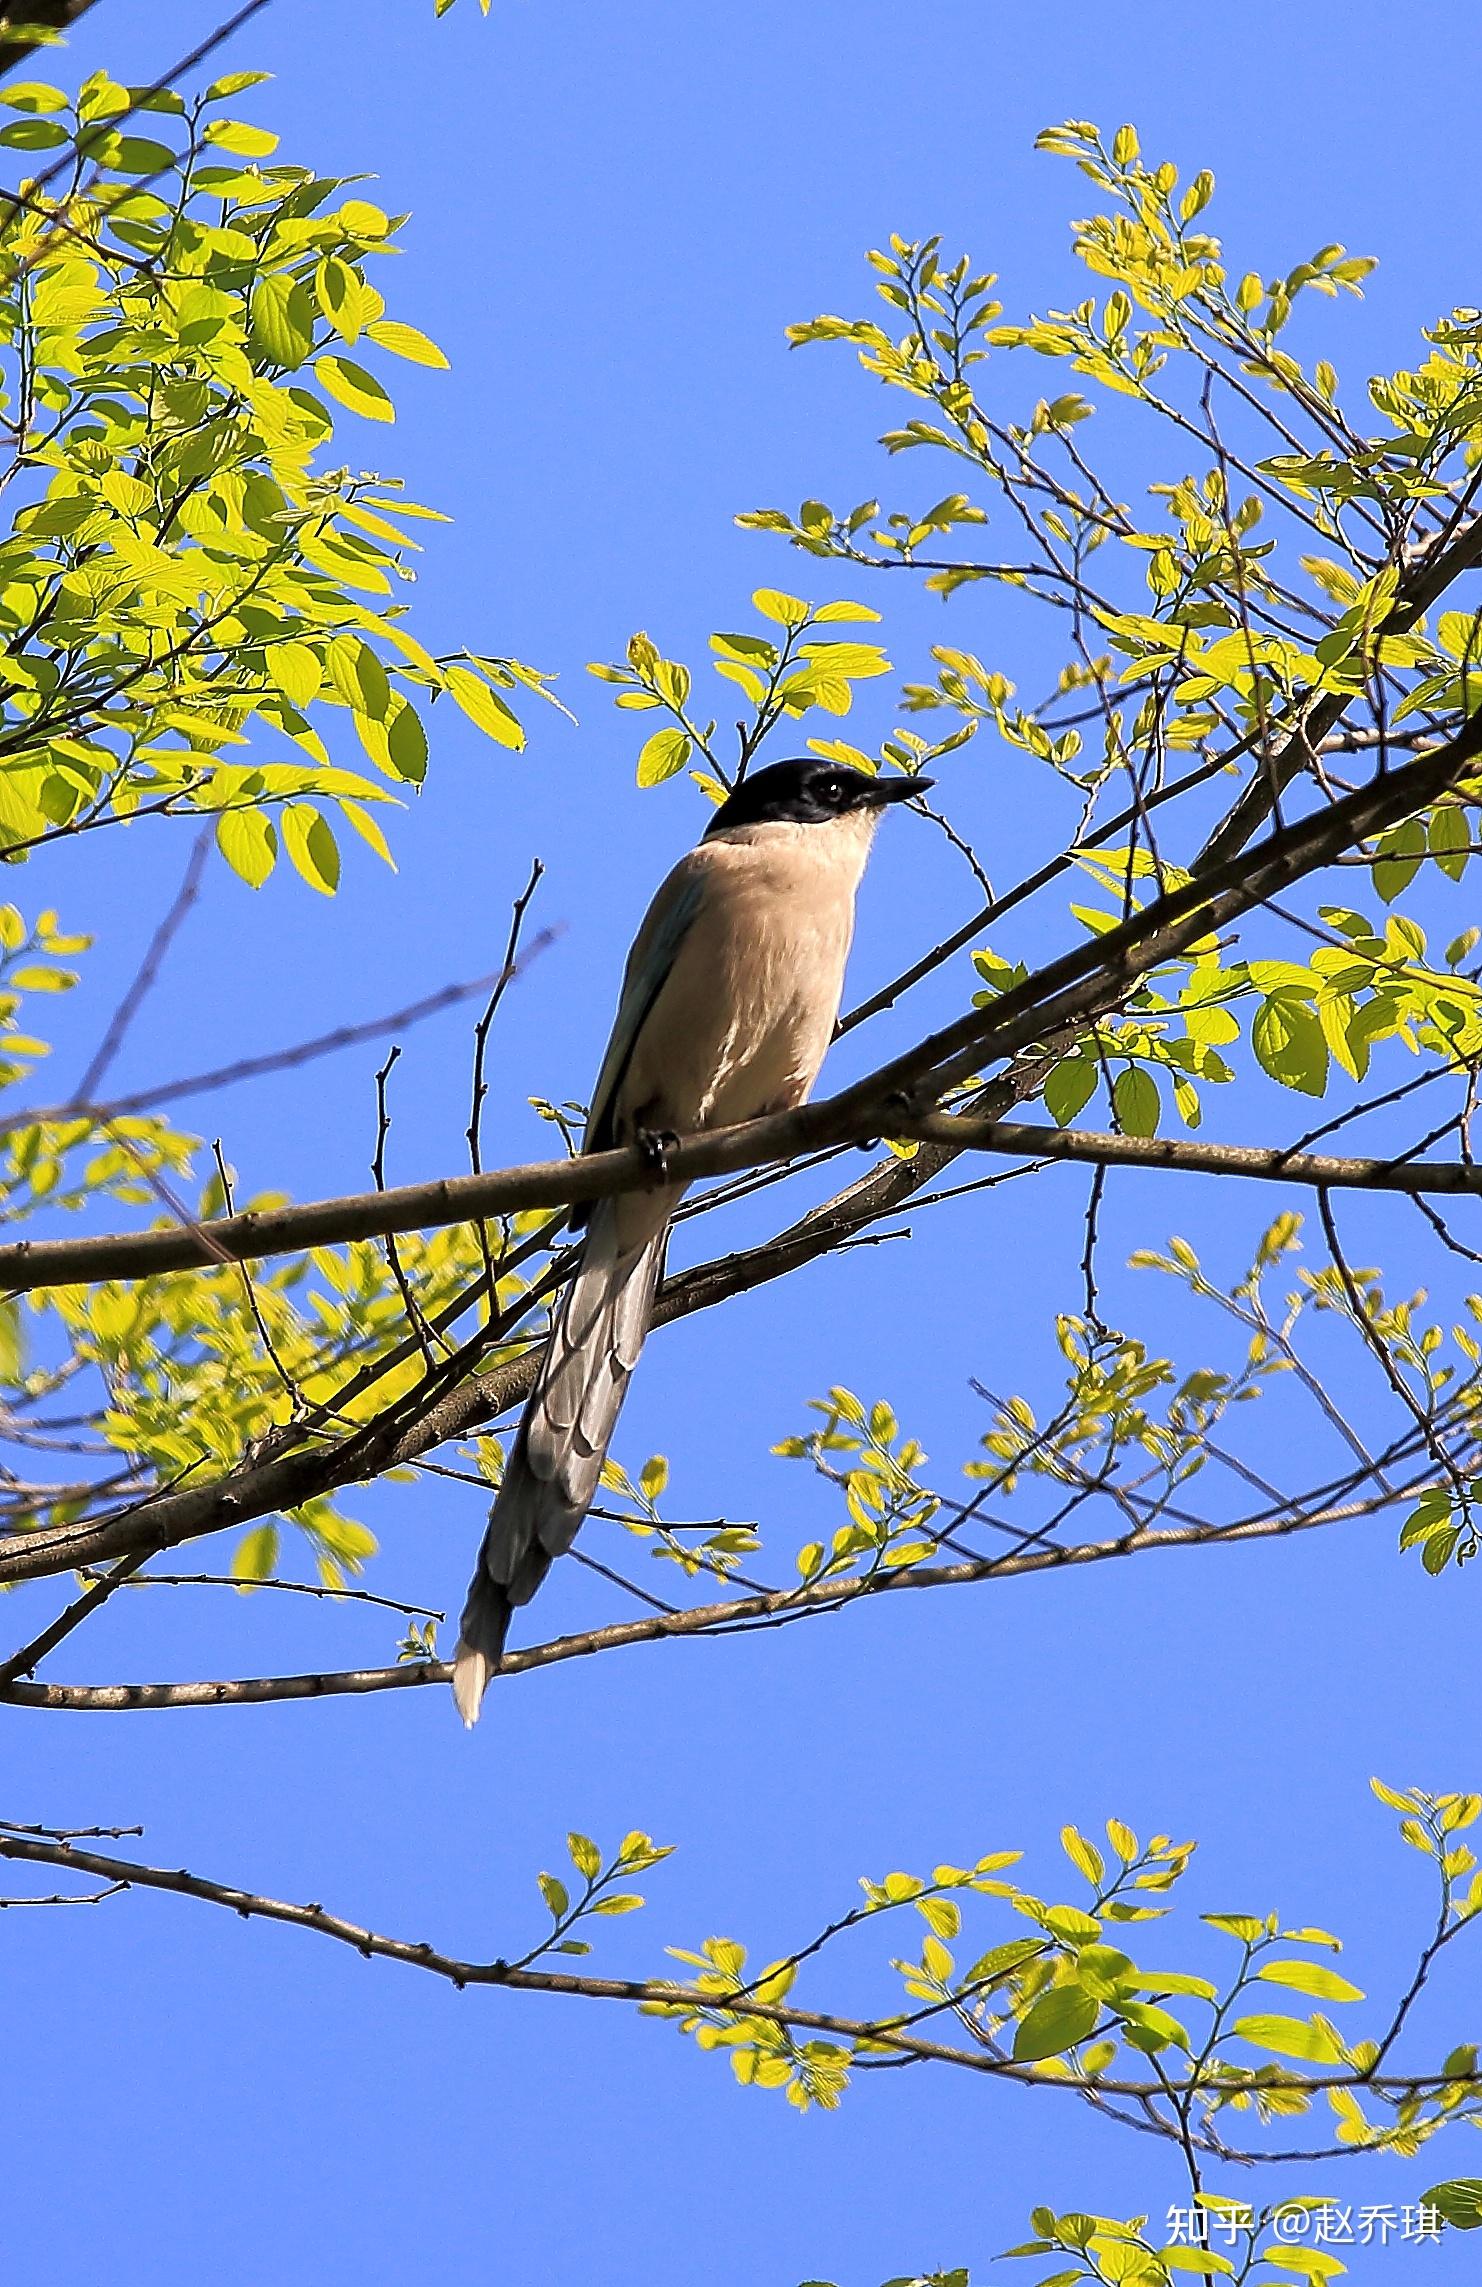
(451, 1196), (669, 1725)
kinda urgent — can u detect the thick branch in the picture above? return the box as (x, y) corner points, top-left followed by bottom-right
(6, 1115), (1482, 1295)
(1198, 508), (1482, 866)
(0, 0), (98, 74)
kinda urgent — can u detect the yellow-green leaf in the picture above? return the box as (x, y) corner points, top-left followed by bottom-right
(1257, 1960), (1364, 2003)
(752, 587), (809, 628)
(340, 799), (396, 870)
(231, 1522), (279, 1587)
(366, 319), (449, 369)
(215, 808), (276, 888)
(636, 728), (691, 787)
(1013, 1981), (1099, 2061)
(281, 804), (340, 895)
(446, 666), (524, 750)
(265, 641), (321, 709)
(317, 355), (396, 424)
(205, 117), (279, 158)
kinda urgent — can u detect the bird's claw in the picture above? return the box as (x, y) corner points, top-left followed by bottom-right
(636, 1126), (681, 1179)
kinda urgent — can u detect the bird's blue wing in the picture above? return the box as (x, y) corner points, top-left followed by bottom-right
(582, 868), (706, 1165)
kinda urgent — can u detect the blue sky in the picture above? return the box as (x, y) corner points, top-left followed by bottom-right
(5, 2), (1482, 2281)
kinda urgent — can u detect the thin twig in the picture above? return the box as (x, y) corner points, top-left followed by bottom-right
(71, 828), (210, 1104)
(0, 955), (560, 1142)
(0, 1498), (1377, 1710)
(0, 1549), (147, 1687)
(0, 1829), (1473, 2127)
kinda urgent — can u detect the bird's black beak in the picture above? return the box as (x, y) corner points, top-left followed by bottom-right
(862, 774), (935, 806)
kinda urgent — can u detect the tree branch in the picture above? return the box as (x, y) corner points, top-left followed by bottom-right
(7, 1111), (1482, 1297)
(0, 0), (98, 75)
(0, 1495), (1365, 1709)
(6, 706), (1481, 1589)
(0, 1828), (1474, 2120)
(1197, 509), (1482, 867)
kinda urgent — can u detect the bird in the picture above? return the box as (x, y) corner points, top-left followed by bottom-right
(451, 754), (932, 1725)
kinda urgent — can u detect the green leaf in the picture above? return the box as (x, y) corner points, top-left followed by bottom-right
(1373, 816), (1426, 902)
(98, 136), (180, 177)
(265, 641), (322, 709)
(250, 274), (315, 369)
(1043, 1055), (1098, 1127)
(327, 635), (391, 720)
(1117, 1999), (1189, 2052)
(1430, 802), (1470, 882)
(315, 254), (369, 343)
(215, 809), (277, 889)
(318, 355), (396, 424)
(1423, 2180), (1482, 2229)
(636, 728), (691, 787)
(1113, 1064), (1160, 1137)
(568, 1831), (601, 1880)
(1012, 1981), (1099, 2061)
(0, 117), (67, 148)
(1252, 997), (1328, 1095)
(1074, 1943), (1133, 1999)
(385, 701), (429, 784)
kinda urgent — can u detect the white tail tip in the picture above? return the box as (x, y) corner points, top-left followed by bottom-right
(451, 1638), (492, 1729)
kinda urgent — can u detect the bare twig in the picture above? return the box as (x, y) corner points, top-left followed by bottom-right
(0, 1497), (1375, 1709)
(71, 828), (210, 1105)
(0, 955), (560, 1141)
(0, 1549), (146, 1687)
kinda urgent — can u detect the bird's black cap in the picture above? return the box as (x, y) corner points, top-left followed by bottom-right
(704, 756), (933, 837)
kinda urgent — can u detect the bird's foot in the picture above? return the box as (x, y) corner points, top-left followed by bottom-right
(635, 1125), (681, 1180)
(859, 1088), (920, 1150)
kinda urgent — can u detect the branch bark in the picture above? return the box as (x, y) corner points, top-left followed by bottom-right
(0, 0), (98, 75)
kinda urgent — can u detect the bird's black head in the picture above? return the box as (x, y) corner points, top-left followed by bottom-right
(703, 757), (933, 837)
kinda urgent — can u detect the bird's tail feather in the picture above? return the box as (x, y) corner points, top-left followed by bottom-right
(451, 1199), (669, 1726)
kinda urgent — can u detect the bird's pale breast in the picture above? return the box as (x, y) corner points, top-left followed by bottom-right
(616, 815), (872, 1140)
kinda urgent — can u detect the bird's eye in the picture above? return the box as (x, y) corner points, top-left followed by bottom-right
(818, 775), (848, 807)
